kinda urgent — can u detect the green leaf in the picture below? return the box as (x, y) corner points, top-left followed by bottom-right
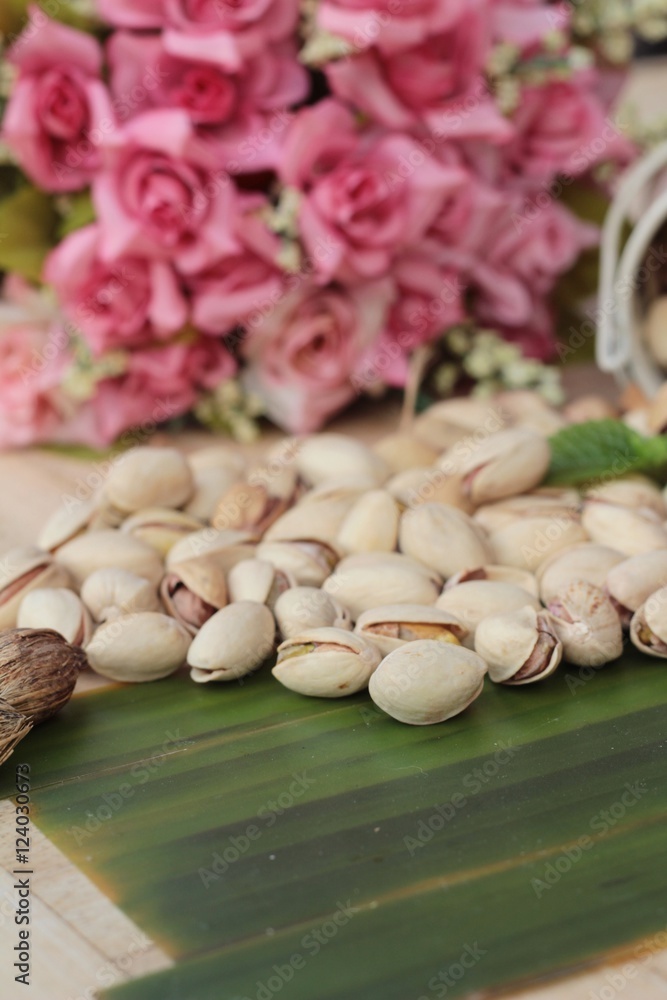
(547, 419), (667, 486)
(0, 185), (58, 282)
(0, 0), (101, 37)
(57, 190), (96, 238)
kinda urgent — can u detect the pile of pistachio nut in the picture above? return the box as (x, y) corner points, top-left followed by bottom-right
(3, 390), (667, 727)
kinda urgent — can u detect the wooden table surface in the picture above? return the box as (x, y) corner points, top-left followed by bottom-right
(1, 366), (667, 1000)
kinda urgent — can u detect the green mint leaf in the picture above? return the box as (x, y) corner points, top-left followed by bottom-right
(547, 419), (667, 487)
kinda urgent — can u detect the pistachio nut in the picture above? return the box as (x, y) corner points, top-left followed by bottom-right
(56, 530), (164, 589)
(563, 395), (617, 424)
(623, 407), (652, 437)
(444, 565), (539, 597)
(227, 559), (294, 606)
(354, 604), (467, 657)
(585, 475), (667, 519)
(547, 581), (623, 667)
(399, 503), (493, 578)
(264, 493), (353, 547)
(605, 551), (667, 625)
(256, 540), (338, 588)
(166, 528), (256, 568)
(273, 627), (381, 697)
(537, 543), (624, 605)
(80, 568), (161, 622)
(187, 445), (246, 477)
(368, 640), (487, 725)
(273, 587), (351, 639)
(17, 588), (93, 646)
(581, 501), (667, 556)
(295, 434), (389, 488)
(336, 490), (400, 555)
(454, 428), (551, 505)
(436, 581), (541, 647)
(488, 514), (588, 572)
(105, 447), (194, 513)
(373, 433), (439, 473)
(187, 601), (275, 682)
(86, 612), (191, 682)
(411, 413), (469, 452)
(424, 397), (502, 431)
(322, 553), (441, 621)
(644, 295), (667, 368)
(0, 546), (71, 630)
(120, 508), (203, 556)
(160, 554), (228, 634)
(212, 464), (298, 535)
(630, 586), (667, 658)
(184, 446), (246, 521)
(493, 390), (565, 436)
(474, 606), (562, 685)
(385, 468), (472, 513)
(37, 496), (99, 552)
(473, 495), (580, 533)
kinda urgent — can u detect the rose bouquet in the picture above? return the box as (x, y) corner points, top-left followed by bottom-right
(0, 0), (650, 446)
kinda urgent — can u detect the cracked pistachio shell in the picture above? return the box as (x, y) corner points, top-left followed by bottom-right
(120, 508), (202, 556)
(322, 552), (441, 621)
(581, 501), (667, 556)
(17, 588), (93, 646)
(295, 434), (390, 488)
(355, 603), (467, 657)
(160, 554), (228, 634)
(0, 546), (72, 630)
(457, 428), (551, 505)
(385, 467), (472, 513)
(187, 601), (275, 683)
(547, 581), (622, 667)
(56, 530), (163, 589)
(605, 551), (667, 622)
(273, 587), (351, 640)
(475, 606), (562, 685)
(399, 503), (493, 578)
(444, 564), (539, 596)
(373, 433), (439, 473)
(585, 475), (667, 519)
(106, 447), (194, 514)
(227, 558), (293, 606)
(212, 464), (298, 535)
(630, 587), (667, 658)
(336, 490), (400, 555)
(256, 541), (338, 588)
(86, 613), (191, 682)
(436, 581), (541, 648)
(473, 495), (581, 533)
(37, 497), (99, 552)
(488, 514), (588, 572)
(537, 543), (624, 605)
(273, 627), (381, 698)
(81, 568), (160, 622)
(369, 640), (487, 725)
(263, 493), (353, 547)
(166, 529), (256, 568)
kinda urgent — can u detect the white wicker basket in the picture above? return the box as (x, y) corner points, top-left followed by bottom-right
(597, 140), (667, 397)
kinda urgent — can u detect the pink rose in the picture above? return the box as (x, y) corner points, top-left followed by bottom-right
(317, 0), (466, 53)
(96, 0), (299, 62)
(386, 242), (465, 348)
(502, 76), (628, 182)
(327, 6), (513, 141)
(107, 32), (306, 169)
(188, 214), (284, 334)
(490, 0), (569, 48)
(92, 338), (236, 443)
(472, 197), (598, 327)
(92, 109), (240, 272)
(44, 224), (189, 355)
(2, 8), (114, 192)
(242, 278), (394, 432)
(489, 295), (557, 361)
(279, 100), (465, 281)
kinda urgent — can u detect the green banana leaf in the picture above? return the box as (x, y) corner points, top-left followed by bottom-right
(1, 649), (666, 1000)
